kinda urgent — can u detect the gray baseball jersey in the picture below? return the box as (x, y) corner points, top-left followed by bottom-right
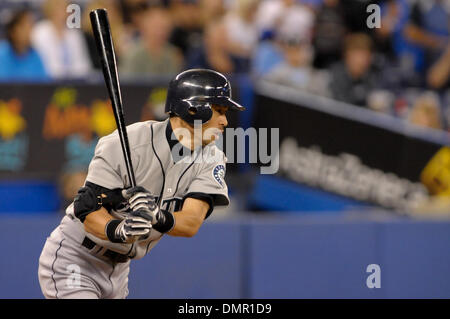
(38, 118), (229, 298)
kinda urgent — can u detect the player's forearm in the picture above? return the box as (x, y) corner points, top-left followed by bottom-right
(83, 207), (114, 240)
(166, 211), (203, 237)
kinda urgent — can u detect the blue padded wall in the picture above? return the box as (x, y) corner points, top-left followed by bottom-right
(1, 214), (449, 299)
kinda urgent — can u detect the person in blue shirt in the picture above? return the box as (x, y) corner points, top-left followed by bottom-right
(0, 8), (49, 81)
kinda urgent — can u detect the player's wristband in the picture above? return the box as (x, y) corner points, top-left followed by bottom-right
(105, 219), (123, 243)
(153, 210), (175, 234)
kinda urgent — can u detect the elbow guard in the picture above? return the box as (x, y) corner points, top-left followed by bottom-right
(73, 182), (125, 223)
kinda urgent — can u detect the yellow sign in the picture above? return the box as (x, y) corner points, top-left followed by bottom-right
(42, 88), (116, 140)
(0, 99), (26, 140)
(420, 147), (450, 196)
(91, 100), (117, 137)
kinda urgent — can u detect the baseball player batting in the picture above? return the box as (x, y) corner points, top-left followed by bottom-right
(37, 68), (245, 298)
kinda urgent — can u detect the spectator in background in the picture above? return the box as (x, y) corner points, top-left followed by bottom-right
(0, 8), (49, 81)
(404, 0), (449, 74)
(329, 33), (379, 107)
(118, 0), (162, 28)
(82, 0), (132, 71)
(200, 0), (226, 26)
(169, 0), (204, 58)
(263, 30), (330, 96)
(252, 0), (315, 75)
(374, 0), (423, 86)
(186, 0), (246, 74)
(408, 91), (443, 130)
(186, 13), (234, 74)
(31, 0), (92, 79)
(251, 29), (283, 77)
(312, 0), (346, 69)
(116, 0), (164, 52)
(221, 0), (261, 73)
(374, 0), (398, 59)
(119, 7), (183, 77)
(255, 0), (315, 39)
(252, 0), (315, 76)
(427, 43), (450, 90)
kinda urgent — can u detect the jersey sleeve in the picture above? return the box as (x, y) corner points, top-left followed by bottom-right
(184, 151), (230, 218)
(85, 131), (136, 189)
(183, 192), (215, 219)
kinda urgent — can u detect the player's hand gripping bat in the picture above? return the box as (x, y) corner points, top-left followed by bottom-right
(90, 8), (136, 188)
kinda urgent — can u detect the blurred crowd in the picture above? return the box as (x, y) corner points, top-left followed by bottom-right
(1, 0), (450, 132)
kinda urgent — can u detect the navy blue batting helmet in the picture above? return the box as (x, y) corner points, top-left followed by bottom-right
(164, 69), (245, 125)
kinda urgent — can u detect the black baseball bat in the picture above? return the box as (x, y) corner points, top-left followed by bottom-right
(90, 8), (136, 188)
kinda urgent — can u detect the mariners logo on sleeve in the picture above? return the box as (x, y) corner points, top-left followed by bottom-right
(213, 164), (225, 188)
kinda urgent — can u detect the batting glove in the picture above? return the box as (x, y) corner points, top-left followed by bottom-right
(122, 186), (157, 216)
(122, 186), (175, 233)
(105, 209), (153, 243)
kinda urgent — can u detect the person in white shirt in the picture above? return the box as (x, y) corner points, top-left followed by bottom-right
(221, 0), (260, 72)
(254, 0), (315, 40)
(31, 0), (92, 79)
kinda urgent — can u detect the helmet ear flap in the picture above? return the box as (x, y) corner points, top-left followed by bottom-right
(188, 103), (213, 125)
(188, 107), (197, 115)
(174, 101), (213, 125)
